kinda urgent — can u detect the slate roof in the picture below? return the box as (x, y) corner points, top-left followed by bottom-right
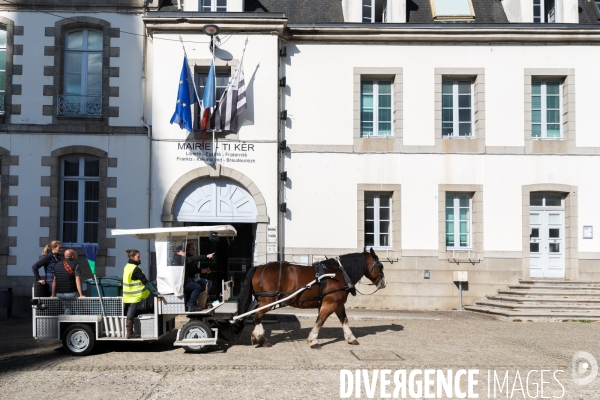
(243, 0), (344, 23)
(578, 0), (600, 24)
(157, 0), (599, 25)
(407, 0), (508, 23)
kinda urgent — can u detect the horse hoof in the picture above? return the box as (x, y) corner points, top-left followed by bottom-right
(349, 340), (359, 345)
(262, 341), (272, 348)
(310, 344), (322, 350)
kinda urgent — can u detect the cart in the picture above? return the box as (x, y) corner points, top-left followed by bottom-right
(31, 225), (239, 356)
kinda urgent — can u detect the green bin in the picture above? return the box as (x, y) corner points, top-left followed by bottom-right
(84, 276), (122, 297)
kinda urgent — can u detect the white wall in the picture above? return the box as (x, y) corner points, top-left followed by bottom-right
(3, 134), (150, 277)
(148, 33), (279, 230)
(0, 12), (144, 127)
(285, 44), (600, 148)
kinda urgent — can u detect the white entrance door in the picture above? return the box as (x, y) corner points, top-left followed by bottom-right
(529, 211), (565, 278)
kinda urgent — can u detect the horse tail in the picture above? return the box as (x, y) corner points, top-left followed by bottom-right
(237, 265), (258, 316)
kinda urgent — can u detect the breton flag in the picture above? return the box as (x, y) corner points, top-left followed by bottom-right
(170, 55), (199, 133)
(209, 59), (247, 132)
(200, 59), (216, 132)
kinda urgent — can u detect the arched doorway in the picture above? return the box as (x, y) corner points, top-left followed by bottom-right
(172, 177), (260, 298)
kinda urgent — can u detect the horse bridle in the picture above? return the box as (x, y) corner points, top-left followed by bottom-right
(356, 257), (385, 295)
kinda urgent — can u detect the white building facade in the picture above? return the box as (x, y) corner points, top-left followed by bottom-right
(2, 0), (600, 315)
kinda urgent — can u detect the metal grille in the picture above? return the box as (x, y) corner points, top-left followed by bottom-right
(35, 297), (123, 317)
(57, 94), (102, 116)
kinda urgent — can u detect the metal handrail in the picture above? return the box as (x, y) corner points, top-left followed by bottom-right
(57, 94), (102, 116)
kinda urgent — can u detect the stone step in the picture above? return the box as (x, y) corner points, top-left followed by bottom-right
(487, 295), (600, 305)
(464, 305), (600, 321)
(475, 300), (600, 311)
(497, 289), (600, 297)
(519, 280), (600, 286)
(510, 284), (600, 291)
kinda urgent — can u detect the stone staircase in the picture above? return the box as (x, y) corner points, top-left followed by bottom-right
(465, 280), (600, 321)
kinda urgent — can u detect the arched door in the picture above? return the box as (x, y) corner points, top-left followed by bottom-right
(174, 177), (258, 223)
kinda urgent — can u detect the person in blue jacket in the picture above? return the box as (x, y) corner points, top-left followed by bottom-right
(32, 240), (63, 295)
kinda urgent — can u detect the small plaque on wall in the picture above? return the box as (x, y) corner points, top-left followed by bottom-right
(583, 226), (593, 239)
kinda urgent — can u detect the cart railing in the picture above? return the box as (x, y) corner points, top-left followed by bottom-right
(33, 297), (124, 317)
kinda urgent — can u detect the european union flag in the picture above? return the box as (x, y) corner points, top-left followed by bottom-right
(170, 55), (199, 132)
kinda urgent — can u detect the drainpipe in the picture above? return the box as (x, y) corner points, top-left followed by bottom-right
(141, 23), (153, 278)
(277, 37), (285, 262)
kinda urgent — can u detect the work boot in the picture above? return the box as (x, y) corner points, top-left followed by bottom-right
(126, 318), (140, 339)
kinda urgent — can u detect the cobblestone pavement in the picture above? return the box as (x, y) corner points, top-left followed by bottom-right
(0, 310), (599, 399)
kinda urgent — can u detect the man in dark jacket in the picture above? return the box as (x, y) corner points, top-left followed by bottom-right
(52, 249), (85, 302)
(181, 243), (214, 312)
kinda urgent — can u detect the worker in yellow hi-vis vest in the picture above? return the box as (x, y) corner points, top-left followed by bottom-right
(122, 248), (162, 339)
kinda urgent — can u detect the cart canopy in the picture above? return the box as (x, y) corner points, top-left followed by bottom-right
(111, 225), (237, 296)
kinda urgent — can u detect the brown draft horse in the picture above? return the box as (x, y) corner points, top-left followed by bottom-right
(236, 248), (386, 349)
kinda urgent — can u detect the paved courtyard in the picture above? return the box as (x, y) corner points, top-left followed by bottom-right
(0, 310), (599, 399)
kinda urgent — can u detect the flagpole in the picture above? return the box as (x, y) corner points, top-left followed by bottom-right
(179, 35), (200, 102)
(212, 33), (216, 164)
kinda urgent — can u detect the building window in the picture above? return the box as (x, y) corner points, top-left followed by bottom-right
(361, 80), (392, 137)
(61, 156), (100, 244)
(0, 27), (5, 114)
(430, 0), (475, 20)
(532, 81), (561, 139)
(362, 0), (387, 22)
(59, 29), (102, 117)
(196, 70), (230, 129)
(446, 193), (472, 250)
(201, 0), (227, 12)
(365, 193), (391, 249)
(442, 80), (473, 138)
(534, 0), (556, 23)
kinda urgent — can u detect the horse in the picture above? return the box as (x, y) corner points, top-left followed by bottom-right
(236, 248), (386, 349)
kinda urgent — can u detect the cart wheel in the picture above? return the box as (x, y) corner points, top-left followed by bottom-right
(181, 320), (212, 353)
(63, 324), (95, 356)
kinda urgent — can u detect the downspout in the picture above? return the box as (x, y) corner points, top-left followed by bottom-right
(277, 37), (285, 262)
(141, 23), (153, 278)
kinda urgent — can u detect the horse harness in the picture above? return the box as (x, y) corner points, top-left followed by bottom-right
(253, 258), (358, 314)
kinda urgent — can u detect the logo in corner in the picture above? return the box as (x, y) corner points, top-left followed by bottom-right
(572, 351), (598, 385)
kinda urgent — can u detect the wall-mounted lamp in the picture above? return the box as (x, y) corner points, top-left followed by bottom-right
(279, 110), (287, 120)
(279, 202), (287, 212)
(279, 47), (287, 57)
(280, 171), (287, 182)
(279, 140), (287, 151)
(279, 77), (286, 87)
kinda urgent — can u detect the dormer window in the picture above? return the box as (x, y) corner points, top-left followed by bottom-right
(201, 0), (227, 12)
(430, 0), (475, 21)
(534, 0), (556, 23)
(362, 0), (388, 22)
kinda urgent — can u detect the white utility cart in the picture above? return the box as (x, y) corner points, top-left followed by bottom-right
(31, 225), (239, 356)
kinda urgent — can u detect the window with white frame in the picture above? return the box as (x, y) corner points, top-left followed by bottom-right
(446, 193), (472, 249)
(201, 0), (227, 12)
(61, 156), (100, 244)
(365, 193), (391, 249)
(361, 80), (392, 137)
(61, 29), (103, 116)
(0, 27), (5, 114)
(442, 79), (473, 138)
(532, 81), (561, 139)
(534, 0), (556, 22)
(196, 70), (230, 129)
(362, 0), (387, 22)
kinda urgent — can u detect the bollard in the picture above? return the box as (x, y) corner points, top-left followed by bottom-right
(0, 288), (13, 319)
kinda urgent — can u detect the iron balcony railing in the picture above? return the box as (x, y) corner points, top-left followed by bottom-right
(0, 93), (4, 114)
(57, 94), (102, 117)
